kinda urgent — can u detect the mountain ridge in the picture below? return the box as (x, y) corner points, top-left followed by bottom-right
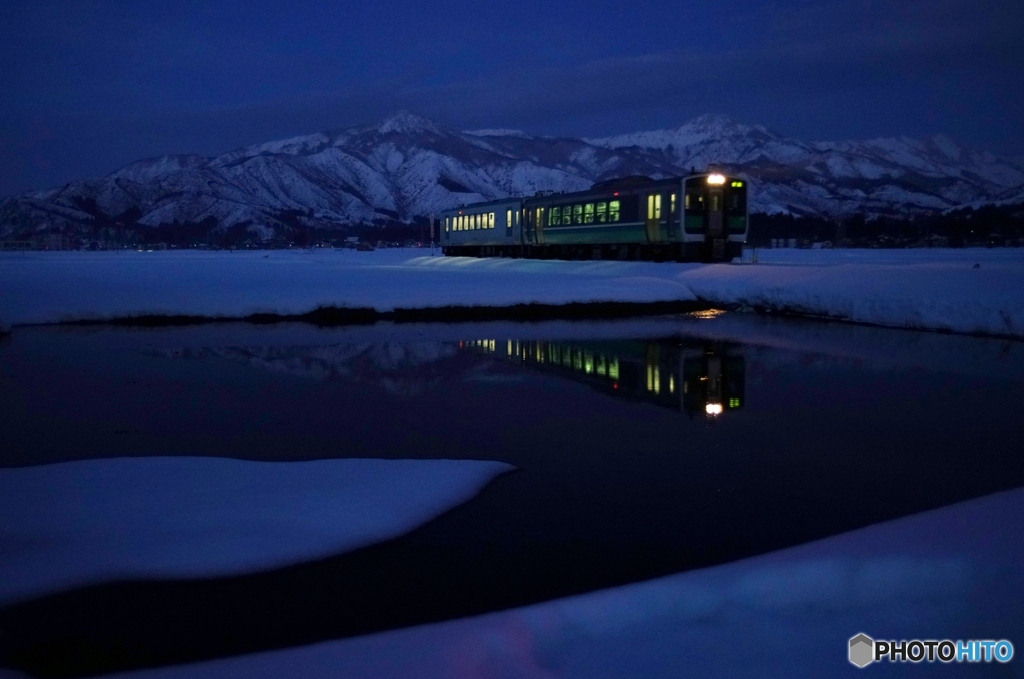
(2, 112), (1022, 240)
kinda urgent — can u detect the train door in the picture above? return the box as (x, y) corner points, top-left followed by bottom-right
(645, 193), (662, 243)
(708, 188), (725, 259)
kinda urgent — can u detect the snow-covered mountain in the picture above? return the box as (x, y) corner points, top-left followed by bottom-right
(2, 112), (1022, 240)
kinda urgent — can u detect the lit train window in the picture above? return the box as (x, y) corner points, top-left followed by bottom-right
(596, 202), (607, 223)
(489, 212), (495, 229)
(573, 205), (583, 224)
(671, 193), (676, 214)
(711, 194), (721, 211)
(445, 217), (449, 232)
(475, 213), (481, 229)
(584, 204), (595, 223)
(506, 209), (512, 229)
(550, 207), (560, 226)
(609, 200), (620, 222)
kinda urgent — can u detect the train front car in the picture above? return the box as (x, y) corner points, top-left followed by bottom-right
(682, 173), (748, 262)
(440, 197), (524, 257)
(522, 172), (746, 262)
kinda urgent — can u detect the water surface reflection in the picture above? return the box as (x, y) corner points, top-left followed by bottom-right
(1, 316), (1022, 677)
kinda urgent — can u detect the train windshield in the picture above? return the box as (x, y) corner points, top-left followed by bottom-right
(685, 187), (706, 212)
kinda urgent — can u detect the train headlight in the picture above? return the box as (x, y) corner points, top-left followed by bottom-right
(707, 174), (726, 185)
(705, 402), (723, 415)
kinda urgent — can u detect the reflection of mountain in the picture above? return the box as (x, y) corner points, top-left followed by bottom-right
(156, 343), (457, 397)
(462, 338), (745, 419)
(156, 337), (745, 410)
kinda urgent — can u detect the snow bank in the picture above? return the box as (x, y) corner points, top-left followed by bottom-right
(0, 457), (512, 605)
(2, 248), (1023, 338)
(0, 249), (695, 325)
(103, 487), (1024, 678)
(688, 248), (1024, 338)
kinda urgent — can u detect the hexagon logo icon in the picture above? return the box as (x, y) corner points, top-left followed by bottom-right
(849, 633), (874, 668)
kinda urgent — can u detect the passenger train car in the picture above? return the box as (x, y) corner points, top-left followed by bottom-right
(440, 172), (747, 262)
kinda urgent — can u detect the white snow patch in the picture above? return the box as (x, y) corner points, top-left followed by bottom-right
(0, 457), (512, 605)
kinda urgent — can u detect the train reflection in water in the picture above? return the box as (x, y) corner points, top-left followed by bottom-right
(461, 338), (745, 419)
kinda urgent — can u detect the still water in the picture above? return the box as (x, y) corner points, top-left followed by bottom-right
(1, 314), (1023, 677)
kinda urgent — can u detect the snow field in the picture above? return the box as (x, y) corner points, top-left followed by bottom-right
(0, 457), (513, 605)
(1, 247), (1023, 338)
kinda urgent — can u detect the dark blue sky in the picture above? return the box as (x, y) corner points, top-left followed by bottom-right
(1, 0), (1021, 197)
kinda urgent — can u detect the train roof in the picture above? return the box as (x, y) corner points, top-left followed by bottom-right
(439, 196), (524, 215)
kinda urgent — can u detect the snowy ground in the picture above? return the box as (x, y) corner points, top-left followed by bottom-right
(1, 248), (1023, 338)
(79, 487), (1023, 679)
(0, 457), (512, 605)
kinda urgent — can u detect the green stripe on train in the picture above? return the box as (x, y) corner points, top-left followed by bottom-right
(541, 223), (669, 245)
(541, 224), (646, 245)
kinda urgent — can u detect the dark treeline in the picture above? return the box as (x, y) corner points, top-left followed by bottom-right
(748, 203), (1024, 248)
(12, 203), (1024, 250)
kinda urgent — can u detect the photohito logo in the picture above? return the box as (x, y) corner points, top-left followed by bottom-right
(848, 633), (1014, 668)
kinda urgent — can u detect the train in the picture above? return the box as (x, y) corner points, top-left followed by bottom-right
(439, 171), (747, 262)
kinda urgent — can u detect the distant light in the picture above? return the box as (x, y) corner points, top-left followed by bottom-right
(706, 403), (723, 415)
(707, 174), (726, 185)
(613, 383), (619, 390)
(613, 192), (619, 196)
(731, 181), (744, 187)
